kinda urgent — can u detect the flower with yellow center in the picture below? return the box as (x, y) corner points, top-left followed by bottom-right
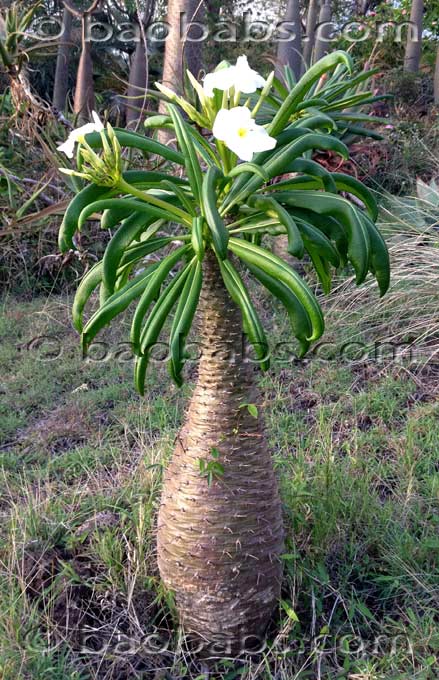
(212, 106), (276, 161)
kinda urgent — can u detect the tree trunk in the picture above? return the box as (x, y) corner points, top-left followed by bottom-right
(157, 252), (284, 654)
(53, 6), (73, 111)
(160, 0), (204, 94)
(303, 0), (319, 68)
(73, 23), (94, 120)
(314, 0), (332, 63)
(434, 44), (439, 106)
(276, 0), (302, 82)
(403, 0), (423, 73)
(159, 0), (204, 142)
(126, 38), (148, 129)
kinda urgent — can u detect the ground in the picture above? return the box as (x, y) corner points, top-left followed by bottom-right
(0, 292), (438, 679)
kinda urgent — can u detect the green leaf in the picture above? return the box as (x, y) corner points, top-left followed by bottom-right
(167, 104), (203, 203)
(218, 258), (270, 370)
(281, 599), (299, 622)
(201, 166), (229, 259)
(84, 127), (184, 166)
(229, 238), (324, 342)
(269, 51), (353, 136)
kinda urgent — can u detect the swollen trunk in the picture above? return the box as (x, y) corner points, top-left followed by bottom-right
(157, 253), (284, 655)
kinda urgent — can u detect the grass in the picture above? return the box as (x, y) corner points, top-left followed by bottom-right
(0, 290), (438, 680)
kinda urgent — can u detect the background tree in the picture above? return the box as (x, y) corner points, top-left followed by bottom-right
(404, 0), (424, 73)
(53, 5), (73, 111)
(124, 0), (156, 129)
(314, 0), (332, 63)
(160, 0), (205, 94)
(303, 0), (319, 67)
(276, 0), (302, 80)
(434, 43), (439, 105)
(63, 0), (100, 120)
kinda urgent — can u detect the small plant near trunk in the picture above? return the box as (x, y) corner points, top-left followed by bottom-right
(57, 52), (390, 655)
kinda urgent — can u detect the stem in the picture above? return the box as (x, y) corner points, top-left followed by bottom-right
(118, 178), (192, 226)
(157, 251), (284, 653)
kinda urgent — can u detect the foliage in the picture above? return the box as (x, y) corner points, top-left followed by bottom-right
(262, 60), (391, 145)
(57, 51), (389, 393)
(0, 0), (43, 75)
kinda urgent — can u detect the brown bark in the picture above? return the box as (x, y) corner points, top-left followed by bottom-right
(160, 0), (205, 95)
(314, 0), (332, 63)
(303, 0), (319, 67)
(157, 252), (284, 654)
(276, 0), (302, 81)
(126, 38), (148, 129)
(53, 7), (73, 111)
(74, 37), (94, 120)
(158, 0), (205, 143)
(403, 0), (424, 73)
(64, 0), (99, 121)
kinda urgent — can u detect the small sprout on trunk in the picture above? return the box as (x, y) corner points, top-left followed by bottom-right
(239, 402), (258, 418)
(198, 448), (225, 486)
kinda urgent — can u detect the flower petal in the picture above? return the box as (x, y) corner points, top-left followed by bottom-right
(57, 138), (76, 158)
(203, 66), (236, 97)
(233, 55), (267, 94)
(91, 111), (104, 130)
(212, 108), (232, 140)
(248, 126), (277, 153)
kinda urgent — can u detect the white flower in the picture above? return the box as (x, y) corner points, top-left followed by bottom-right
(57, 111), (104, 158)
(212, 106), (276, 161)
(203, 55), (266, 98)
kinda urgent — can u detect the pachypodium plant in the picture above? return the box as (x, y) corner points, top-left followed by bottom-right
(57, 51), (390, 656)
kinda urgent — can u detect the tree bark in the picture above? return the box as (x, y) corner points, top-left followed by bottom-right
(74, 35), (94, 120)
(303, 0), (319, 67)
(403, 0), (423, 73)
(160, 0), (205, 94)
(276, 0), (302, 82)
(157, 252), (284, 654)
(159, 0), (205, 142)
(53, 6), (73, 111)
(435, 44), (439, 106)
(314, 0), (332, 63)
(126, 38), (148, 129)
(64, 0), (99, 121)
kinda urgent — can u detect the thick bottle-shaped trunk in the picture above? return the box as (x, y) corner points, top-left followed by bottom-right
(53, 7), (73, 111)
(314, 1), (332, 63)
(303, 0), (319, 67)
(126, 38), (148, 129)
(276, 0), (302, 81)
(74, 30), (94, 120)
(404, 0), (423, 73)
(157, 253), (284, 654)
